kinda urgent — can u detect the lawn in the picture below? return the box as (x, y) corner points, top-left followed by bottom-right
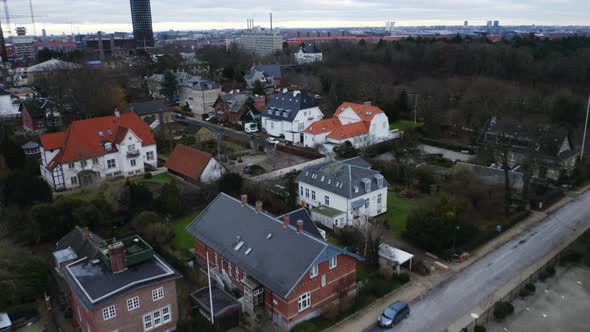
(172, 210), (202, 250)
(386, 191), (420, 235)
(390, 120), (423, 131)
(133, 172), (175, 185)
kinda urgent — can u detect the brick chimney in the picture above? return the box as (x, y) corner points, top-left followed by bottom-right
(81, 227), (89, 242)
(283, 215), (290, 228)
(107, 242), (127, 273)
(296, 220), (304, 233)
(241, 194), (248, 205)
(256, 201), (263, 212)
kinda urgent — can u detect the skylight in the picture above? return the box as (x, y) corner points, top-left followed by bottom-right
(107, 129), (112, 136)
(234, 240), (245, 251)
(266, 233), (273, 240)
(99, 130), (104, 137)
(245, 248), (252, 255)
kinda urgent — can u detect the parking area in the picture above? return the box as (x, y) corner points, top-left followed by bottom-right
(224, 146), (311, 177)
(486, 266), (590, 332)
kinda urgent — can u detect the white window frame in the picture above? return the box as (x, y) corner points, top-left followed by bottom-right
(146, 151), (154, 161)
(107, 159), (116, 169)
(298, 292), (311, 312)
(311, 190), (316, 200)
(325, 195), (329, 206)
(152, 287), (164, 301)
(127, 296), (140, 311)
(102, 305), (116, 321)
(310, 264), (318, 278)
(68, 162), (75, 169)
(71, 176), (78, 186)
(329, 256), (337, 269)
(143, 305), (171, 331)
(130, 159), (137, 167)
(305, 188), (309, 198)
(128, 144), (136, 152)
(235, 266), (240, 280)
(377, 194), (382, 205)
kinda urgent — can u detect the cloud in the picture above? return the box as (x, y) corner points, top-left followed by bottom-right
(4, 0), (590, 35)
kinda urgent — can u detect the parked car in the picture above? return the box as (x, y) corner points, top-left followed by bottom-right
(245, 122), (259, 133)
(266, 137), (280, 145)
(243, 164), (266, 176)
(378, 300), (410, 328)
(173, 113), (185, 119)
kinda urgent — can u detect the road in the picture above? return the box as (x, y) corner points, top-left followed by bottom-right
(367, 190), (590, 332)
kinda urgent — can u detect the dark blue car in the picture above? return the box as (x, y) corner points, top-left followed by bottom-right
(378, 300), (410, 328)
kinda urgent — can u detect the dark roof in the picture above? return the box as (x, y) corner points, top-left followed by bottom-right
(261, 90), (318, 122)
(254, 65), (282, 79)
(186, 193), (358, 298)
(341, 156), (372, 169)
(191, 286), (241, 317)
(55, 226), (103, 259)
(180, 78), (221, 91)
(130, 99), (171, 116)
(278, 208), (323, 239)
(21, 98), (59, 117)
(219, 93), (254, 113)
(302, 43), (321, 54)
(296, 157), (389, 199)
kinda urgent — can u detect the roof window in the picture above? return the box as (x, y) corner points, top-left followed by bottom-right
(107, 129), (112, 136)
(353, 185), (359, 193)
(245, 248), (252, 255)
(234, 240), (245, 251)
(98, 130), (104, 137)
(266, 233), (273, 240)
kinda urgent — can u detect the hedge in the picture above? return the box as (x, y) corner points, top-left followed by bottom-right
(419, 137), (475, 154)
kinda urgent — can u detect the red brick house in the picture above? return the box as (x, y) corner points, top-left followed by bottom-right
(213, 93), (261, 125)
(20, 98), (62, 133)
(186, 193), (361, 331)
(53, 227), (182, 332)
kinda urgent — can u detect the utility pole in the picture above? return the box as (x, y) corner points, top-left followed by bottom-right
(413, 93), (418, 124)
(581, 93), (590, 161)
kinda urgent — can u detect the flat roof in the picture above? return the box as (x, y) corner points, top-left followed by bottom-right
(312, 205), (346, 218)
(191, 286), (241, 317)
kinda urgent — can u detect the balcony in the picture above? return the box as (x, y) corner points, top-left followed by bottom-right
(127, 150), (140, 158)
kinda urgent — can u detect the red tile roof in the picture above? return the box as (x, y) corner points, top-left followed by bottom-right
(334, 102), (384, 122)
(164, 144), (213, 181)
(304, 117), (341, 135)
(327, 122), (369, 140)
(40, 113), (155, 163)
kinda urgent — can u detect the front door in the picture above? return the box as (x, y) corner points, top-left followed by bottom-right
(253, 287), (264, 307)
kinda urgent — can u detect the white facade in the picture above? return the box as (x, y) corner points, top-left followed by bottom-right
(298, 182), (387, 229)
(295, 49), (323, 64)
(178, 85), (221, 116)
(262, 106), (323, 143)
(40, 129), (158, 191)
(200, 158), (223, 183)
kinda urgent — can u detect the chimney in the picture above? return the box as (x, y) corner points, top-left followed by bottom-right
(283, 215), (290, 228)
(81, 227), (89, 241)
(241, 194), (248, 205)
(107, 242), (127, 273)
(296, 220), (304, 233)
(256, 201), (263, 212)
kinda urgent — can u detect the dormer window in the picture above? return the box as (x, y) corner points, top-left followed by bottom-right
(375, 174), (384, 188)
(107, 129), (112, 136)
(99, 130), (104, 137)
(362, 178), (371, 192)
(104, 142), (113, 152)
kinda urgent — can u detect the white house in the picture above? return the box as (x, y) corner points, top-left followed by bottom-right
(303, 102), (393, 149)
(164, 143), (222, 183)
(296, 157), (389, 229)
(39, 112), (157, 191)
(261, 89), (323, 144)
(295, 44), (323, 64)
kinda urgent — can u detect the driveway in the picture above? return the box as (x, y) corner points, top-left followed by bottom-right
(365, 191), (590, 332)
(418, 144), (473, 162)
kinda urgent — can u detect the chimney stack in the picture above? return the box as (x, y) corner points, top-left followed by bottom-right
(81, 227), (89, 241)
(256, 201), (263, 212)
(241, 194), (248, 205)
(296, 220), (304, 233)
(108, 242), (127, 273)
(283, 215), (290, 228)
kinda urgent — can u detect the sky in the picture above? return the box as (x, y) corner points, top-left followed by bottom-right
(4, 0), (590, 35)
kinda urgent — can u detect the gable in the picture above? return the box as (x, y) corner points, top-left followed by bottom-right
(337, 107), (362, 124)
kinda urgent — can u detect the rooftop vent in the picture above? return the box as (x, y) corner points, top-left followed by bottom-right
(90, 258), (100, 265)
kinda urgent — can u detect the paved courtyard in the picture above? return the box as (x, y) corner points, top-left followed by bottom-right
(223, 146), (310, 178)
(486, 266), (590, 332)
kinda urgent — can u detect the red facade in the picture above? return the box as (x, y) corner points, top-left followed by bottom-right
(213, 98), (247, 124)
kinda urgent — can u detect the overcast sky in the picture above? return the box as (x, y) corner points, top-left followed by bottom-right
(5, 0), (590, 35)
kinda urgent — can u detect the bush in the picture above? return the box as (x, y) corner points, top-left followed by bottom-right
(525, 283), (536, 293)
(493, 301), (514, 320)
(397, 272), (410, 284)
(519, 288), (531, 298)
(144, 172), (153, 179)
(412, 258), (431, 276)
(560, 250), (583, 265)
(380, 265), (394, 281)
(292, 321), (320, 332)
(474, 325), (487, 332)
(321, 302), (339, 321)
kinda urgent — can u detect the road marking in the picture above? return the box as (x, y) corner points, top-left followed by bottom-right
(561, 295), (566, 300)
(525, 307), (530, 311)
(544, 289), (549, 293)
(577, 281), (583, 285)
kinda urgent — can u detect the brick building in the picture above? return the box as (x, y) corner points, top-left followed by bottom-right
(53, 227), (182, 332)
(213, 93), (262, 125)
(186, 193), (361, 331)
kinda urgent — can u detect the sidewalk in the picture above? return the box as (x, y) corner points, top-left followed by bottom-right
(325, 194), (578, 332)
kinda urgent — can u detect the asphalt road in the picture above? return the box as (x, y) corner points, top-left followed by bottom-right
(368, 191), (590, 332)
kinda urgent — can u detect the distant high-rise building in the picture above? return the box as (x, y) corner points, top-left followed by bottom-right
(493, 20), (500, 27)
(487, 20), (492, 28)
(464, 21), (468, 26)
(129, 0), (154, 48)
(237, 30), (282, 57)
(16, 27), (26, 36)
(12, 27), (35, 59)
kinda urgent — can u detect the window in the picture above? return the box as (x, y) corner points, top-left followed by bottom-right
(270, 121), (274, 129)
(300, 186), (303, 196)
(228, 262), (232, 277)
(298, 292), (311, 312)
(325, 195), (329, 206)
(311, 191), (316, 200)
(102, 305), (116, 320)
(235, 266), (240, 280)
(365, 199), (370, 209)
(377, 194), (382, 205)
(152, 287), (164, 301)
(146, 151), (154, 161)
(130, 159), (137, 167)
(329, 256), (337, 269)
(310, 264), (318, 278)
(305, 188), (309, 198)
(107, 159), (116, 169)
(104, 142), (112, 152)
(99, 130), (104, 137)
(128, 144), (136, 152)
(143, 306), (171, 331)
(107, 129), (113, 136)
(68, 162), (74, 169)
(127, 296), (140, 311)
(71, 176), (78, 186)
(80, 160), (87, 168)
(92, 158), (98, 165)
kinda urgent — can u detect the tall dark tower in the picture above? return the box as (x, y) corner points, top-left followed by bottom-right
(129, 0), (154, 48)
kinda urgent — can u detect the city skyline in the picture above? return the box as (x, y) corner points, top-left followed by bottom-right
(2, 0), (590, 35)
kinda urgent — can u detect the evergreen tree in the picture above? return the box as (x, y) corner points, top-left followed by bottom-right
(252, 79), (266, 96)
(0, 134), (26, 169)
(160, 71), (178, 102)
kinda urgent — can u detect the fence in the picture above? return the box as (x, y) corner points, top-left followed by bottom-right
(250, 156), (330, 181)
(276, 144), (324, 159)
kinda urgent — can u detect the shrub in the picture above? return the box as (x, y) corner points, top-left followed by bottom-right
(545, 266), (556, 276)
(474, 325), (487, 332)
(292, 320), (320, 332)
(380, 265), (394, 281)
(397, 272), (410, 284)
(560, 250), (583, 265)
(321, 302), (339, 321)
(144, 172), (153, 179)
(519, 288), (531, 298)
(493, 301), (514, 320)
(525, 283), (536, 293)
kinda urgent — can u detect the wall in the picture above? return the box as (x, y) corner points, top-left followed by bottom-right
(250, 156), (329, 182)
(200, 158), (223, 183)
(179, 86), (221, 116)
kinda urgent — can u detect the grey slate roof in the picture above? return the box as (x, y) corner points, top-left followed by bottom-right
(179, 77), (220, 91)
(302, 44), (321, 54)
(341, 156), (372, 169)
(297, 157), (389, 199)
(453, 162), (524, 190)
(261, 90), (318, 122)
(219, 93), (253, 113)
(278, 208), (323, 239)
(186, 193), (358, 298)
(21, 98), (59, 117)
(130, 99), (171, 116)
(253, 65), (282, 79)
(55, 226), (103, 260)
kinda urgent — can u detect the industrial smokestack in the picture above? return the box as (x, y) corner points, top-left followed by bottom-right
(97, 31), (104, 60)
(270, 12), (273, 31)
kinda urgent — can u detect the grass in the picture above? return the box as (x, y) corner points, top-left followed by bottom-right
(172, 210), (202, 250)
(387, 192), (420, 235)
(133, 172), (175, 185)
(390, 120), (423, 131)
